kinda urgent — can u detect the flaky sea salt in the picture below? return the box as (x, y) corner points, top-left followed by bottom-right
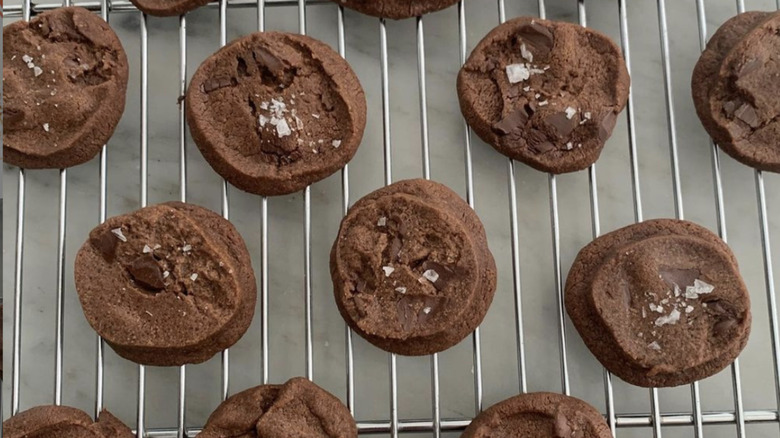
(422, 269), (439, 283)
(655, 308), (681, 326)
(383, 266), (395, 277)
(111, 228), (127, 242)
(648, 341), (661, 351)
(685, 279), (715, 299)
(423, 307), (432, 315)
(565, 107), (577, 119)
(276, 118), (292, 138)
(377, 217), (387, 227)
(143, 244), (152, 253)
(395, 287), (407, 294)
(506, 63), (531, 83)
(190, 273), (198, 281)
(43, 123), (50, 132)
(332, 140), (342, 148)
(182, 244), (192, 252)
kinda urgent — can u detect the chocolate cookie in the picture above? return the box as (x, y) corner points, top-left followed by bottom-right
(3, 405), (133, 438)
(332, 0), (459, 19)
(565, 219), (751, 387)
(331, 179), (497, 356)
(186, 31), (366, 196)
(462, 392), (612, 438)
(199, 377), (357, 438)
(692, 11), (780, 173)
(129, 0), (209, 17)
(74, 202), (257, 366)
(458, 17), (630, 174)
(3, 7), (129, 169)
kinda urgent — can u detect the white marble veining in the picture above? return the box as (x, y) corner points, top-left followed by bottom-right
(3, 0), (780, 437)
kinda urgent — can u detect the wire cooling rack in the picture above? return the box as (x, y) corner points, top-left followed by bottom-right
(3, 0), (780, 437)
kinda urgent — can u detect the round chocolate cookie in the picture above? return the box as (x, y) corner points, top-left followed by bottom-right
(74, 202), (257, 366)
(462, 392), (612, 438)
(458, 17), (630, 174)
(331, 179), (497, 356)
(332, 0), (459, 19)
(4, 405), (133, 438)
(692, 11), (780, 173)
(200, 377), (357, 438)
(129, 0), (209, 17)
(187, 31), (366, 196)
(565, 219), (751, 388)
(3, 7), (129, 169)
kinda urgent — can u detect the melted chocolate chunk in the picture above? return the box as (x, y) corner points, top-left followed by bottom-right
(621, 283), (632, 311)
(517, 22), (555, 59)
(713, 316), (738, 337)
(396, 295), (446, 332)
(354, 278), (367, 293)
(659, 266), (700, 290)
(553, 410), (583, 438)
(545, 111), (577, 138)
(253, 46), (285, 78)
(493, 107), (529, 135)
(390, 237), (403, 262)
(737, 58), (762, 77)
(202, 76), (237, 93)
(127, 254), (165, 291)
(4, 107), (25, 127)
(530, 139), (556, 154)
(421, 261), (456, 291)
(91, 229), (119, 263)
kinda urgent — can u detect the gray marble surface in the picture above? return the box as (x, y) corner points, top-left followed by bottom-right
(3, 0), (780, 437)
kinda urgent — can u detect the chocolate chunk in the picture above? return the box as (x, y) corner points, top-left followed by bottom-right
(737, 58), (762, 77)
(659, 266), (700, 290)
(545, 111), (577, 138)
(416, 295), (445, 325)
(254, 46), (285, 78)
(396, 296), (416, 332)
(493, 107), (529, 135)
(354, 278), (366, 293)
(390, 237), (403, 261)
(517, 22), (555, 59)
(598, 111), (618, 141)
(713, 316), (738, 337)
(91, 229), (119, 263)
(553, 410), (583, 438)
(127, 254), (165, 291)
(734, 103), (760, 128)
(202, 76), (235, 93)
(530, 139), (555, 154)
(421, 261), (455, 291)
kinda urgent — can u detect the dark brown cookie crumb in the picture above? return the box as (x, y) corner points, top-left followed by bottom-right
(692, 11), (780, 173)
(186, 31), (367, 196)
(199, 378), (357, 438)
(331, 179), (497, 356)
(3, 7), (129, 169)
(565, 219), (751, 387)
(74, 202), (257, 366)
(458, 17), (629, 174)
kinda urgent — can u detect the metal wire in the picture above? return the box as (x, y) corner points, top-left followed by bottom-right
(4, 1), (780, 437)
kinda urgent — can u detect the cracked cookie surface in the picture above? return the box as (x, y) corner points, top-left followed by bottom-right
(75, 202), (256, 366)
(462, 392), (612, 438)
(458, 17), (629, 174)
(4, 406), (133, 438)
(186, 31), (366, 196)
(3, 7), (129, 169)
(199, 378), (356, 438)
(692, 11), (780, 173)
(330, 179), (497, 356)
(565, 219), (751, 387)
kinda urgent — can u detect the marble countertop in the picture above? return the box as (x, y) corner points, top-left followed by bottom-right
(3, 0), (780, 437)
